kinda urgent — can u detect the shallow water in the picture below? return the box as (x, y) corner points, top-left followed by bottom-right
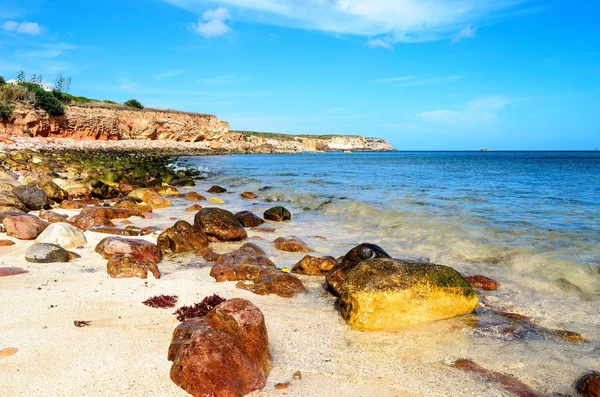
(180, 151), (600, 395)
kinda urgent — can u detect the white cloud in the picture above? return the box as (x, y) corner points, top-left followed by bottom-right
(367, 38), (392, 50)
(2, 20), (42, 35)
(452, 24), (476, 43)
(21, 43), (76, 58)
(167, 0), (529, 46)
(190, 7), (231, 38)
(415, 96), (510, 128)
(154, 68), (186, 80)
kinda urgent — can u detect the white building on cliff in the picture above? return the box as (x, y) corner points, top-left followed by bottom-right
(6, 79), (53, 92)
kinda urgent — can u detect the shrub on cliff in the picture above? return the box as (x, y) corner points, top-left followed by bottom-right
(0, 76), (5, 85)
(124, 99), (144, 110)
(19, 82), (65, 116)
(0, 101), (14, 119)
(0, 84), (32, 102)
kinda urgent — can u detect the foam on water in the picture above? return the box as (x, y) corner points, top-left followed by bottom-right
(178, 151), (600, 395)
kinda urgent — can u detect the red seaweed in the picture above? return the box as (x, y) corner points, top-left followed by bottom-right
(0, 267), (28, 277)
(174, 294), (226, 322)
(143, 295), (178, 309)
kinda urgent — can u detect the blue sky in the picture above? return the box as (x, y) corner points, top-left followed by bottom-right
(1, 0), (599, 150)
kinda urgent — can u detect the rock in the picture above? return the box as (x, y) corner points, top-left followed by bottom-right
(128, 188), (172, 209)
(64, 183), (92, 200)
(59, 200), (84, 210)
(0, 240), (15, 246)
(35, 178), (67, 203)
(35, 222), (87, 248)
(25, 243), (70, 263)
(3, 215), (49, 240)
(107, 254), (160, 279)
(251, 225), (276, 233)
(466, 275), (499, 291)
(326, 243), (391, 296)
(264, 206), (291, 222)
(577, 373), (600, 397)
(157, 220), (208, 254)
(88, 226), (141, 236)
(0, 347), (18, 358)
(168, 299), (272, 397)
(207, 197), (225, 204)
(235, 211), (265, 227)
(12, 185), (49, 210)
(80, 206), (141, 220)
(292, 255), (338, 275)
(211, 255), (276, 282)
(95, 237), (162, 264)
(241, 191), (258, 199)
(185, 204), (203, 212)
(339, 258), (478, 331)
(274, 236), (311, 252)
(0, 192), (26, 212)
(194, 208), (247, 242)
(39, 210), (69, 223)
(237, 272), (306, 298)
(0, 267), (27, 277)
(113, 200), (153, 214)
(207, 185), (227, 193)
(157, 186), (180, 196)
(69, 212), (116, 230)
(183, 192), (206, 201)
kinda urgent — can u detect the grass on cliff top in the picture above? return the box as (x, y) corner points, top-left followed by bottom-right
(234, 130), (359, 141)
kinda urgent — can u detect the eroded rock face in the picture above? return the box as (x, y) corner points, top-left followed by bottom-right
(157, 220), (208, 254)
(106, 253), (161, 279)
(292, 255), (338, 276)
(194, 208), (247, 242)
(168, 299), (271, 397)
(339, 258), (478, 331)
(25, 243), (70, 263)
(95, 237), (162, 264)
(235, 211), (265, 227)
(35, 222), (87, 248)
(3, 215), (49, 240)
(326, 243), (391, 296)
(12, 185), (48, 211)
(264, 206), (291, 222)
(273, 236), (311, 252)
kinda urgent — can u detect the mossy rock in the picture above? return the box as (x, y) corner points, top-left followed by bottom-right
(339, 258), (478, 331)
(98, 171), (121, 187)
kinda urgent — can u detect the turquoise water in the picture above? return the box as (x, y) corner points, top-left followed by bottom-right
(183, 151), (600, 394)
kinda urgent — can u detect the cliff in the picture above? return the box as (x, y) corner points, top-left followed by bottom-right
(1, 103), (393, 153)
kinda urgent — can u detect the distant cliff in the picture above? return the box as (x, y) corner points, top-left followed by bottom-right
(1, 103), (393, 152)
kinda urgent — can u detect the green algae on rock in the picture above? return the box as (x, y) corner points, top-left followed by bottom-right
(339, 258), (478, 331)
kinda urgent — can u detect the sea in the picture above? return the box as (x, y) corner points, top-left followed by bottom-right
(181, 151), (600, 395)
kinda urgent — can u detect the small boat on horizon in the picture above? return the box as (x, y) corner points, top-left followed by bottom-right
(480, 148), (490, 152)
(344, 150), (352, 154)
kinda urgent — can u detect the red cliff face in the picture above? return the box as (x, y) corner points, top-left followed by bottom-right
(1, 103), (230, 142)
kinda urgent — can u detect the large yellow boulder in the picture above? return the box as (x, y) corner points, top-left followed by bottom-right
(339, 258), (478, 331)
(128, 188), (172, 209)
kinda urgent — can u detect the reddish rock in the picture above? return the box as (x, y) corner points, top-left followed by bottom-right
(197, 246), (220, 262)
(207, 185), (227, 193)
(3, 215), (49, 240)
(95, 236), (162, 264)
(0, 240), (16, 247)
(80, 206), (142, 220)
(292, 255), (338, 275)
(69, 213), (115, 231)
(577, 373), (600, 397)
(326, 243), (391, 296)
(157, 220), (208, 254)
(183, 192), (206, 201)
(273, 236), (311, 252)
(168, 299), (272, 397)
(0, 267), (28, 277)
(466, 275), (499, 291)
(194, 207), (247, 242)
(59, 200), (84, 210)
(235, 211), (265, 228)
(157, 186), (180, 196)
(237, 272), (306, 298)
(185, 204), (203, 212)
(107, 253), (161, 279)
(38, 210), (69, 223)
(128, 188), (172, 209)
(0, 192), (27, 212)
(118, 183), (139, 196)
(113, 200), (153, 214)
(251, 225), (276, 233)
(241, 191), (258, 199)
(452, 359), (540, 397)
(88, 226), (141, 236)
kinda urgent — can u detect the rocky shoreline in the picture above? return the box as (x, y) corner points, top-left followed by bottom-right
(1, 148), (597, 397)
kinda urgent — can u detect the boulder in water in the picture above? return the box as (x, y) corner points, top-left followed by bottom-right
(264, 206), (291, 222)
(194, 208), (247, 241)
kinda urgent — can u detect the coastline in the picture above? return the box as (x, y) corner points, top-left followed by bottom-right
(1, 144), (598, 397)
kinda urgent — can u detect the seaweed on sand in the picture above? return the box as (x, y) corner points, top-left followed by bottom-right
(174, 294), (226, 322)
